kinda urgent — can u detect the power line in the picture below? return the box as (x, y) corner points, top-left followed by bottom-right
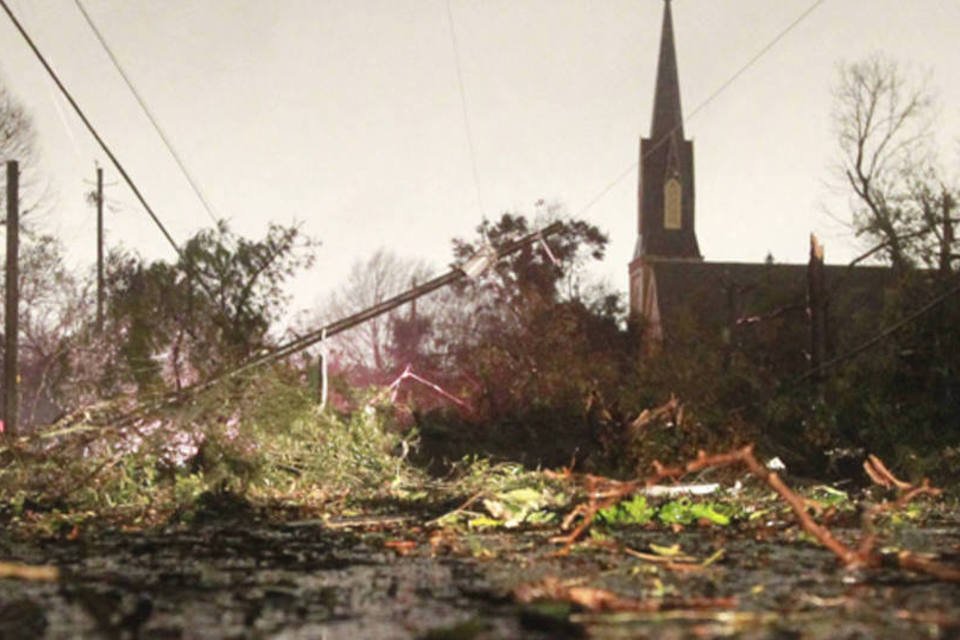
(0, 0), (183, 257)
(685, 0), (827, 125)
(444, 0), (486, 221)
(575, 0), (828, 219)
(107, 222), (565, 427)
(72, 0), (222, 229)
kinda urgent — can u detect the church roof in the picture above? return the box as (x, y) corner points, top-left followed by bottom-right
(647, 259), (897, 347)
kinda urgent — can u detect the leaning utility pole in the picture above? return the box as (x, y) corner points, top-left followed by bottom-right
(96, 166), (104, 332)
(112, 222), (564, 426)
(4, 161), (19, 435)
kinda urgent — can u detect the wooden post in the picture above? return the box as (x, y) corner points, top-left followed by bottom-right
(96, 166), (104, 332)
(807, 233), (827, 381)
(4, 161), (19, 435)
(316, 352), (326, 406)
(316, 329), (328, 408)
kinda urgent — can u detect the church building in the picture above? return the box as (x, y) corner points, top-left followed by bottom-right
(629, 0), (893, 357)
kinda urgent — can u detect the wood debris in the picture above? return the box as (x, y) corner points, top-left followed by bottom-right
(553, 445), (960, 581)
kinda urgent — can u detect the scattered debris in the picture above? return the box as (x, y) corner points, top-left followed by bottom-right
(552, 445), (960, 581)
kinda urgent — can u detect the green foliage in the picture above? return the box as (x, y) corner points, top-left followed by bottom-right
(811, 485), (849, 508)
(480, 487), (558, 528)
(596, 496), (735, 528)
(0, 369), (421, 529)
(658, 499), (732, 526)
(596, 495), (655, 527)
(415, 209), (634, 470)
(103, 221), (316, 392)
(435, 456), (569, 529)
(178, 369), (420, 499)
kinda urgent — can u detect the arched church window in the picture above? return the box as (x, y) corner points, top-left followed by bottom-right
(664, 177), (682, 230)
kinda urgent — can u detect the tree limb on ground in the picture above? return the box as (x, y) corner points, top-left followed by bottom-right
(553, 444), (959, 581)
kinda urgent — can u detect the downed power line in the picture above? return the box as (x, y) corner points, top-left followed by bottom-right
(106, 221), (564, 426)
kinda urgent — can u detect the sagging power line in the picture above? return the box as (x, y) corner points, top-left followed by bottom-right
(0, 0), (183, 257)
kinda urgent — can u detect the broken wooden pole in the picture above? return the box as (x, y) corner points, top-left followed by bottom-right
(112, 221), (565, 424)
(4, 161), (19, 435)
(268, 221), (564, 363)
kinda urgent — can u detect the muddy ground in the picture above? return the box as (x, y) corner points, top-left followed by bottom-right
(1, 503), (959, 640)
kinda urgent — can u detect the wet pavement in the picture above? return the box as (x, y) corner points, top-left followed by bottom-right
(1, 516), (959, 639)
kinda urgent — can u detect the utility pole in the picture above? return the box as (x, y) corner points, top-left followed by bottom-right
(96, 166), (104, 332)
(4, 161), (19, 435)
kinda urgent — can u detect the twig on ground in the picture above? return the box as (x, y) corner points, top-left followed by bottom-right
(554, 445), (958, 581)
(622, 547), (698, 564)
(863, 454), (912, 491)
(425, 490), (485, 527)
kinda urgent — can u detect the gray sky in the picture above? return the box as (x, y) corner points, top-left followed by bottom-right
(1, 0), (959, 322)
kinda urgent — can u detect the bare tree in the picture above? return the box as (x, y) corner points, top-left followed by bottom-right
(833, 55), (957, 274)
(16, 235), (91, 424)
(0, 80), (35, 167)
(0, 77), (81, 426)
(316, 249), (434, 372)
(0, 77), (50, 225)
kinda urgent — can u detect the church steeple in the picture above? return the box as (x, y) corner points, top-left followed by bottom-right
(634, 0), (700, 261)
(651, 0), (684, 141)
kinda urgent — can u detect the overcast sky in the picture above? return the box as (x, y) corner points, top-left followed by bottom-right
(1, 0), (959, 321)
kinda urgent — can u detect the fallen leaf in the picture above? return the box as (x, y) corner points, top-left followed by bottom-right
(650, 543), (683, 557)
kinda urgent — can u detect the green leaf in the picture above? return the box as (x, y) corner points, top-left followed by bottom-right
(690, 503), (731, 526)
(501, 487), (547, 505)
(468, 516), (503, 529)
(658, 499), (695, 525)
(597, 495), (655, 526)
(812, 485), (849, 506)
(482, 486), (554, 528)
(650, 543), (683, 557)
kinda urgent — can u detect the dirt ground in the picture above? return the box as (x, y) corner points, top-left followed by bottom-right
(1, 504), (960, 640)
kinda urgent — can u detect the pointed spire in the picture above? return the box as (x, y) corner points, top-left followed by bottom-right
(633, 0), (700, 262)
(651, 0), (684, 141)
